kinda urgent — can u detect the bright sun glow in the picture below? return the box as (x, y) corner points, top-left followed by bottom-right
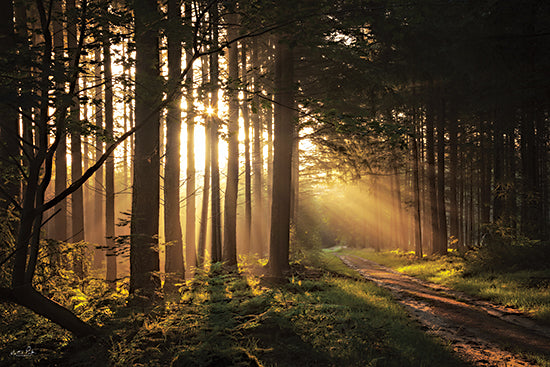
(205, 106), (215, 115)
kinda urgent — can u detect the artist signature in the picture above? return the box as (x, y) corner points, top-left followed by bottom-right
(10, 346), (35, 358)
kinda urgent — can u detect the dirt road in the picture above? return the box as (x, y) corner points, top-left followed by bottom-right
(339, 255), (550, 366)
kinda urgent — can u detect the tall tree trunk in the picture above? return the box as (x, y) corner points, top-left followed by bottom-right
(412, 128), (423, 258)
(103, 28), (116, 285)
(197, 53), (210, 268)
(0, 1), (19, 217)
(520, 106), (540, 239)
(223, 10), (239, 266)
(269, 40), (294, 277)
(448, 118), (459, 249)
(425, 102), (438, 255)
(185, 1), (196, 275)
(67, 0), (85, 277)
(435, 99), (447, 255)
(479, 122), (491, 229)
(209, 1), (222, 262)
(130, 0), (161, 298)
(164, 0), (184, 285)
(251, 37), (264, 256)
(93, 48), (104, 269)
(53, 0), (67, 248)
(493, 118), (505, 222)
(241, 42), (252, 254)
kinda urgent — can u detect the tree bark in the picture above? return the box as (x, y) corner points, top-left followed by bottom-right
(435, 99), (447, 255)
(425, 102), (438, 255)
(67, 0), (85, 277)
(269, 39), (294, 277)
(93, 47), (104, 269)
(184, 1), (196, 275)
(130, 0), (161, 298)
(209, 1), (222, 263)
(223, 10), (239, 266)
(164, 0), (185, 284)
(412, 129), (423, 258)
(251, 37), (264, 256)
(197, 54), (211, 268)
(53, 0), (67, 247)
(241, 42), (252, 254)
(103, 29), (117, 285)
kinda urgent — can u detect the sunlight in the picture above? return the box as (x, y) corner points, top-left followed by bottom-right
(205, 105), (215, 116)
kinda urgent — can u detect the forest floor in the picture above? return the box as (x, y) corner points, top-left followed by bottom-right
(339, 254), (550, 367)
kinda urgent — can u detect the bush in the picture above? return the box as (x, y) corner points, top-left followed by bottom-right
(469, 223), (550, 273)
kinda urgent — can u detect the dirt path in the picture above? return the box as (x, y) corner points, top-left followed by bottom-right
(339, 255), (550, 367)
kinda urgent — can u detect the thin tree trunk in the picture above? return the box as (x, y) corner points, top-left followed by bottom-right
(251, 37), (264, 256)
(209, 1), (222, 262)
(103, 29), (117, 285)
(185, 1), (196, 275)
(164, 0), (184, 285)
(448, 118), (459, 249)
(93, 48), (104, 269)
(67, 0), (85, 277)
(197, 53), (210, 268)
(412, 127), (423, 258)
(241, 41), (252, 254)
(222, 10), (239, 266)
(426, 102), (438, 255)
(436, 99), (447, 254)
(53, 0), (67, 248)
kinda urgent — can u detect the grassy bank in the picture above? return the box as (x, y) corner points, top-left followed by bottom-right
(338, 248), (550, 323)
(1, 258), (468, 367)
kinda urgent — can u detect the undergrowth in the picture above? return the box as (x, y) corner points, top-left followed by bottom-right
(341, 247), (550, 323)
(0, 257), (468, 367)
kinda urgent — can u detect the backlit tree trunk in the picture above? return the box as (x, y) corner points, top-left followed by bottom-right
(269, 39), (294, 277)
(103, 27), (116, 284)
(223, 10), (239, 266)
(68, 0), (85, 277)
(209, 1), (222, 263)
(164, 0), (185, 284)
(185, 1), (196, 274)
(130, 0), (161, 298)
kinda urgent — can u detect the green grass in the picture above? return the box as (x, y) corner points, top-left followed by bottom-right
(340, 248), (550, 323)
(0, 259), (469, 367)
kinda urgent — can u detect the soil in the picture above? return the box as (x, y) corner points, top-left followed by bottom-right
(339, 254), (550, 367)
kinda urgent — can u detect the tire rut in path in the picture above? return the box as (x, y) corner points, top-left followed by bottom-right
(339, 255), (550, 367)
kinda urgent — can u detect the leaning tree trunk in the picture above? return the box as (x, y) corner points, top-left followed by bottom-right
(2, 0), (97, 337)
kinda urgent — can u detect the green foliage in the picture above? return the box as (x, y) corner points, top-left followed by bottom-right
(471, 223), (550, 273)
(1, 257), (468, 366)
(343, 248), (550, 324)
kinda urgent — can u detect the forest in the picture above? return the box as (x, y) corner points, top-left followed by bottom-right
(1, 0), (549, 366)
